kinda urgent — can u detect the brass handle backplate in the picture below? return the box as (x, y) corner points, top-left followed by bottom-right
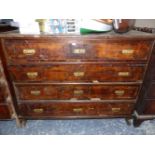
(74, 90), (84, 95)
(114, 90), (125, 96)
(90, 98), (101, 101)
(121, 49), (134, 54)
(73, 49), (86, 54)
(73, 72), (85, 77)
(118, 72), (130, 77)
(112, 108), (121, 112)
(33, 108), (44, 113)
(73, 108), (83, 112)
(27, 72), (38, 79)
(23, 49), (36, 55)
(30, 90), (41, 96)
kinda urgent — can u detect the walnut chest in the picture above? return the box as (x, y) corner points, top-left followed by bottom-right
(0, 31), (155, 126)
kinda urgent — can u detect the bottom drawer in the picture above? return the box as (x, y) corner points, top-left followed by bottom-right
(19, 101), (135, 118)
(143, 100), (155, 114)
(0, 105), (11, 119)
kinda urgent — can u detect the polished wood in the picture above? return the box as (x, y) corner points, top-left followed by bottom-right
(19, 101), (134, 118)
(1, 31), (155, 126)
(3, 39), (152, 64)
(8, 64), (145, 82)
(15, 84), (139, 100)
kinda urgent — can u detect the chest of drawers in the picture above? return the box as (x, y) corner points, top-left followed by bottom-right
(0, 31), (155, 126)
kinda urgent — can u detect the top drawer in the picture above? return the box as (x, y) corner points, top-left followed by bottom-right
(3, 39), (152, 64)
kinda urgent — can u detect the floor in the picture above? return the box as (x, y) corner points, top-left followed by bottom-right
(0, 118), (155, 135)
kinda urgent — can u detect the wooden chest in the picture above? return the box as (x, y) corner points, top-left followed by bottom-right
(0, 31), (155, 125)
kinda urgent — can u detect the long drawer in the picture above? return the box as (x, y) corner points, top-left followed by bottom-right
(0, 105), (10, 119)
(9, 64), (145, 82)
(19, 101), (135, 117)
(3, 39), (152, 64)
(15, 84), (139, 100)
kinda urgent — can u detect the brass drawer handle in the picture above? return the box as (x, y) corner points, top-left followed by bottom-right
(74, 90), (84, 95)
(73, 49), (86, 54)
(90, 98), (101, 101)
(121, 49), (134, 54)
(118, 72), (130, 77)
(73, 72), (85, 77)
(33, 108), (44, 113)
(112, 108), (121, 112)
(114, 90), (125, 96)
(27, 72), (38, 79)
(23, 49), (36, 55)
(30, 90), (41, 96)
(73, 108), (83, 112)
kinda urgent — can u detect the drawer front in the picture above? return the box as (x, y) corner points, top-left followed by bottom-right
(19, 102), (134, 117)
(4, 39), (151, 63)
(9, 64), (145, 82)
(143, 100), (155, 114)
(0, 105), (10, 119)
(16, 84), (139, 100)
(146, 83), (155, 98)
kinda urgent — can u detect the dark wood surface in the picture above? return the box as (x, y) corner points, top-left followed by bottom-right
(8, 64), (145, 82)
(19, 101), (135, 118)
(3, 39), (152, 64)
(15, 84), (139, 100)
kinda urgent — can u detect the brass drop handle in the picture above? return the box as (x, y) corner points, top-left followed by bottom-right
(30, 90), (41, 96)
(73, 72), (85, 77)
(118, 72), (130, 77)
(74, 90), (84, 95)
(73, 108), (83, 112)
(72, 49), (86, 54)
(27, 72), (38, 79)
(112, 108), (121, 112)
(121, 49), (134, 54)
(33, 108), (44, 113)
(114, 90), (125, 96)
(23, 49), (36, 55)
